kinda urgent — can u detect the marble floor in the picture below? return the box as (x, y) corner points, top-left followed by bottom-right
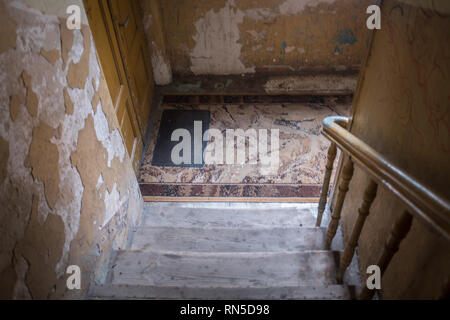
(138, 101), (348, 198)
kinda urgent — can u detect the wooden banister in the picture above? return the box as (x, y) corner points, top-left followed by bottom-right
(322, 116), (450, 241)
(318, 116), (450, 299)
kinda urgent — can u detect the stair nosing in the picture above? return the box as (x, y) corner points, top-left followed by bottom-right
(135, 226), (326, 231)
(114, 249), (336, 256)
(88, 284), (351, 300)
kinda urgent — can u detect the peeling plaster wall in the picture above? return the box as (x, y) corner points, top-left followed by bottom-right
(140, 0), (173, 85)
(0, 0), (143, 299)
(20, 0), (88, 24)
(340, 0), (450, 299)
(159, 0), (375, 76)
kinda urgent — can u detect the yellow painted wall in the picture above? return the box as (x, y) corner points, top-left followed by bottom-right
(157, 0), (375, 75)
(339, 0), (450, 299)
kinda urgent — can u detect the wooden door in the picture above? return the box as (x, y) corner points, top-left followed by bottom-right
(84, 0), (153, 175)
(108, 0), (154, 137)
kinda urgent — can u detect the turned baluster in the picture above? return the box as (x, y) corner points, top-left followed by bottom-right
(325, 156), (354, 250)
(359, 210), (413, 300)
(316, 143), (337, 227)
(338, 179), (378, 282)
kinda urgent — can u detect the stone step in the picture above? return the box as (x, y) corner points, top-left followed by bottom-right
(89, 284), (351, 300)
(142, 206), (317, 228)
(108, 251), (337, 287)
(131, 226), (327, 252)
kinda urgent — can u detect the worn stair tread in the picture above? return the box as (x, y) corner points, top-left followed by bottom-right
(131, 226), (327, 252)
(89, 284), (351, 300)
(142, 207), (317, 228)
(88, 202), (355, 300)
(109, 251), (337, 287)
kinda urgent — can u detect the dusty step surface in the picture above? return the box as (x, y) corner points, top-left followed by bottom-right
(88, 202), (357, 300)
(142, 207), (317, 228)
(109, 251), (337, 287)
(131, 226), (327, 252)
(89, 284), (351, 300)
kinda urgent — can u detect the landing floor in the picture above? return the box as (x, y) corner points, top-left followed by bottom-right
(139, 101), (349, 200)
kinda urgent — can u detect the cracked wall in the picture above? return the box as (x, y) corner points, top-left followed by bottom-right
(0, 0), (143, 299)
(159, 0), (375, 76)
(340, 0), (450, 299)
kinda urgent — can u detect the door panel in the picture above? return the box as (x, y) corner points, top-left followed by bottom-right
(84, 0), (125, 107)
(84, 0), (151, 175)
(112, 0), (138, 53)
(133, 47), (149, 102)
(109, 0), (154, 136)
(122, 106), (136, 155)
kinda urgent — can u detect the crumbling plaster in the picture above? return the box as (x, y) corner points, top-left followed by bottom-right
(140, 0), (173, 85)
(160, 0), (375, 75)
(0, 0), (143, 299)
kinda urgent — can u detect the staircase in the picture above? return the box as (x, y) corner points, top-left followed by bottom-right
(89, 202), (359, 299)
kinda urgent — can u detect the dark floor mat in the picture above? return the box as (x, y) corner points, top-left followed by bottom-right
(152, 110), (210, 167)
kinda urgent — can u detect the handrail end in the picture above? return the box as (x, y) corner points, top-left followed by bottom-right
(322, 116), (349, 129)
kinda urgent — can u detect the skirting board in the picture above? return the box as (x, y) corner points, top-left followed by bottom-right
(139, 183), (322, 199)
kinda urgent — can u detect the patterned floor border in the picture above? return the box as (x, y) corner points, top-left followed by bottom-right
(140, 183), (322, 202)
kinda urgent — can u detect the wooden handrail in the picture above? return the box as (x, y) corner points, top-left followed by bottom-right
(321, 116), (450, 241)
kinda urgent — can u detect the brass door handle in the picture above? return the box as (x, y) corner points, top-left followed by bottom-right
(119, 16), (130, 28)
